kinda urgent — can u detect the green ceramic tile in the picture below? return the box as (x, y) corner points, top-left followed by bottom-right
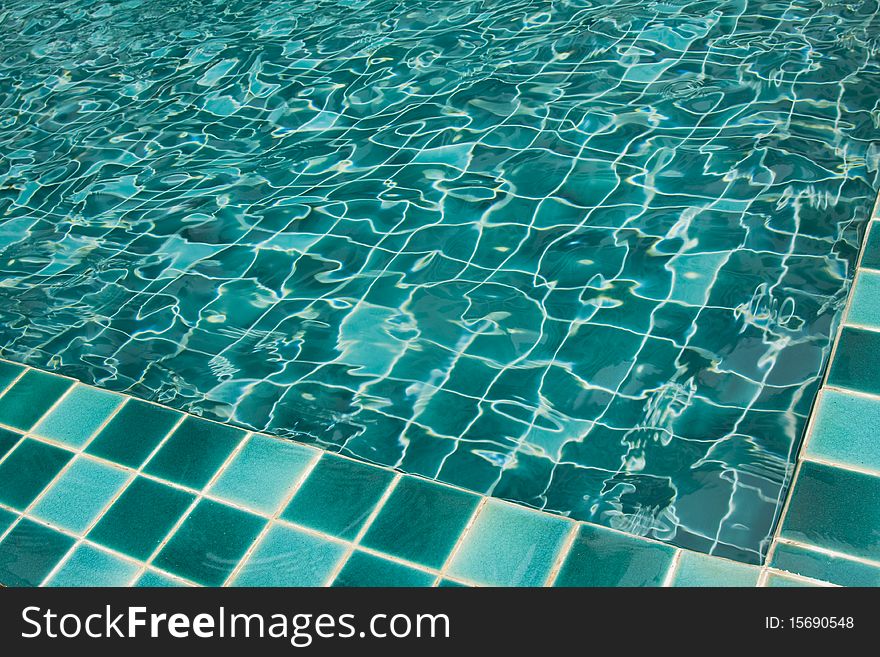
(231, 524), (346, 586)
(827, 327), (880, 396)
(861, 222), (880, 270)
(782, 460), (880, 562)
(143, 415), (246, 489)
(765, 573), (819, 587)
(806, 390), (880, 471)
(0, 518), (75, 586)
(553, 524), (676, 587)
(0, 439), (74, 510)
(770, 542), (880, 587)
(0, 426), (21, 460)
(847, 270), (880, 329)
(86, 399), (182, 468)
(209, 434), (315, 514)
(31, 458), (131, 534)
(0, 507), (17, 535)
(32, 385), (123, 448)
(672, 551), (759, 587)
(45, 543), (139, 587)
(332, 551), (435, 587)
(360, 477), (479, 569)
(0, 370), (73, 431)
(134, 569), (193, 587)
(0, 361), (24, 391)
(88, 477), (195, 560)
(154, 498), (265, 586)
(447, 500), (571, 586)
(282, 454), (394, 539)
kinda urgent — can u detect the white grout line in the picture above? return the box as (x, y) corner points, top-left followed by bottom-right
(434, 497), (488, 586)
(543, 522), (580, 587)
(221, 449), (323, 586)
(661, 550), (682, 587)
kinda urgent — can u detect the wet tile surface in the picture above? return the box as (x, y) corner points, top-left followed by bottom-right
(781, 461), (880, 562)
(32, 385), (122, 448)
(553, 524), (675, 587)
(331, 551), (435, 588)
(827, 327), (880, 396)
(360, 477), (479, 569)
(0, 439), (73, 510)
(770, 542), (880, 587)
(0, 0), (877, 563)
(0, 370), (72, 431)
(671, 551), (759, 587)
(0, 518), (75, 586)
(806, 390), (880, 471)
(86, 400), (182, 468)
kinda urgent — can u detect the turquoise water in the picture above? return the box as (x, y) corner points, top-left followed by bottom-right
(1, 0), (878, 564)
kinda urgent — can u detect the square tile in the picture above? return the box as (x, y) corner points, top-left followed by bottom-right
(209, 433), (314, 514)
(0, 426), (21, 460)
(0, 439), (74, 510)
(861, 222), (880, 270)
(360, 477), (479, 569)
(765, 573), (819, 587)
(0, 370), (73, 431)
(88, 477), (195, 560)
(781, 460), (880, 562)
(143, 415), (246, 489)
(447, 500), (572, 586)
(332, 551), (435, 587)
(771, 542), (880, 587)
(154, 498), (265, 586)
(86, 399), (182, 468)
(553, 524), (676, 587)
(31, 457), (131, 534)
(671, 551), (759, 587)
(0, 518), (75, 586)
(847, 270), (880, 329)
(33, 385), (123, 448)
(0, 361), (24, 391)
(806, 390), (880, 471)
(282, 454), (394, 539)
(134, 569), (192, 587)
(45, 543), (139, 587)
(827, 327), (880, 396)
(231, 524), (346, 586)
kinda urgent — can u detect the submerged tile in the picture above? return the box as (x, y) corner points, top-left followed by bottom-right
(143, 415), (246, 489)
(210, 434), (315, 514)
(154, 498), (265, 586)
(553, 524), (675, 587)
(88, 477), (195, 560)
(0, 518), (75, 586)
(231, 524), (346, 586)
(33, 385), (123, 448)
(45, 543), (139, 587)
(332, 551), (435, 587)
(447, 500), (571, 586)
(770, 542), (880, 587)
(360, 477), (479, 569)
(671, 551), (759, 587)
(282, 454), (394, 539)
(0, 439), (73, 510)
(31, 457), (131, 534)
(781, 461), (880, 562)
(827, 327), (880, 396)
(0, 370), (72, 431)
(806, 390), (880, 471)
(86, 399), (182, 468)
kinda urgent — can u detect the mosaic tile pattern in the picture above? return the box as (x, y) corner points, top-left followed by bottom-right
(0, 363), (777, 587)
(1, 0), (880, 565)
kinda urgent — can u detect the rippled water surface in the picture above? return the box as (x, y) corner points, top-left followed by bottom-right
(2, 0), (879, 563)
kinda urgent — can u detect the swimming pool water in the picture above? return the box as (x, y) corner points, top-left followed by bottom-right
(1, 0), (878, 564)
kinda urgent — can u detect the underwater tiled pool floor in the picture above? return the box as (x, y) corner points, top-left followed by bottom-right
(2, 0), (880, 583)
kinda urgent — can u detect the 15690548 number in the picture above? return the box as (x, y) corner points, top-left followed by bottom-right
(789, 617), (854, 629)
